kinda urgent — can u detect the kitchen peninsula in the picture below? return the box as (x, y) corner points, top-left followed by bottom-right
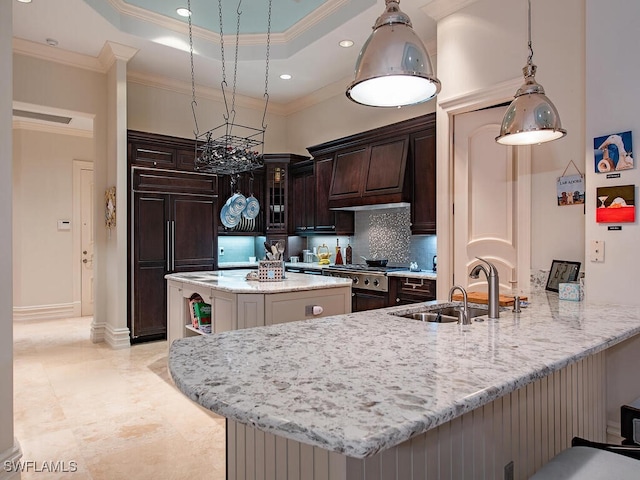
(166, 270), (352, 346)
(169, 294), (640, 479)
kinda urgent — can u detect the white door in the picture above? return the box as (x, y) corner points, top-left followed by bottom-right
(453, 106), (531, 295)
(80, 167), (94, 316)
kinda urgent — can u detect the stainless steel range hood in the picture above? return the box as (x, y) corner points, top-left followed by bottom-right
(330, 202), (410, 212)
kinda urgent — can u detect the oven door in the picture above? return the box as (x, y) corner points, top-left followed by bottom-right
(352, 289), (388, 312)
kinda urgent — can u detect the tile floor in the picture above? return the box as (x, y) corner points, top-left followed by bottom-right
(13, 317), (226, 479)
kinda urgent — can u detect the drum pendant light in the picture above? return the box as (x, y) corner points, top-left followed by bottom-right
(346, 0), (441, 108)
(496, 0), (566, 145)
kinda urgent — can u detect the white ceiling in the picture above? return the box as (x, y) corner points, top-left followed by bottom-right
(11, 0), (475, 108)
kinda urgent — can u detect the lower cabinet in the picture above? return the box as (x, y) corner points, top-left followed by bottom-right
(388, 276), (436, 306)
(167, 280), (351, 346)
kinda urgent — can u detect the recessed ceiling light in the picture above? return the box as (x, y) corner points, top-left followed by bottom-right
(339, 40), (354, 48)
(45, 38), (59, 47)
(280, 74), (292, 80)
(17, 0), (32, 3)
(176, 7), (191, 17)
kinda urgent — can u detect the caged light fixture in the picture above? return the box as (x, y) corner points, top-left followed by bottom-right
(346, 0), (440, 108)
(186, 0), (272, 176)
(495, 0), (567, 146)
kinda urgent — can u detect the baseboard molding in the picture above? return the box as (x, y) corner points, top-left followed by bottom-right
(105, 324), (130, 349)
(12, 302), (78, 321)
(90, 320), (106, 344)
(0, 439), (23, 480)
(607, 420), (623, 444)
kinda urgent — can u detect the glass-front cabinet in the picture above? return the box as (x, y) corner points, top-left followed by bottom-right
(263, 154), (308, 235)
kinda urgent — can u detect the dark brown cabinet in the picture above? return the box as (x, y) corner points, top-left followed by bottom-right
(129, 130), (201, 172)
(290, 160), (315, 234)
(288, 156), (355, 235)
(328, 137), (410, 208)
(409, 120), (437, 234)
(128, 131), (218, 344)
(352, 290), (387, 312)
(388, 276), (436, 306)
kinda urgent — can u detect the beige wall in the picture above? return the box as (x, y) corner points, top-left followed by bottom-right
(12, 129), (93, 308)
(285, 84), (436, 155)
(127, 81), (290, 153)
(437, 0), (586, 273)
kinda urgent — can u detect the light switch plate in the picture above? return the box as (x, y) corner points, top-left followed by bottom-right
(590, 240), (604, 262)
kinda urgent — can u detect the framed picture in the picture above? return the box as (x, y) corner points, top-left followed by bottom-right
(546, 260), (581, 292)
(594, 130), (634, 173)
(556, 174), (585, 206)
(596, 184), (636, 223)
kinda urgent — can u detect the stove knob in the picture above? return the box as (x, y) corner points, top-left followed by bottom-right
(352, 277), (359, 284)
(364, 279), (370, 286)
(373, 279), (380, 287)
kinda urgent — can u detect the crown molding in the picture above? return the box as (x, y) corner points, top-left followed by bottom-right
(13, 38), (105, 73)
(106, 0), (349, 48)
(98, 41), (139, 70)
(13, 119), (94, 138)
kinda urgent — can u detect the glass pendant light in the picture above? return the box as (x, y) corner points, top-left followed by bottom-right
(346, 0), (441, 108)
(496, 0), (566, 145)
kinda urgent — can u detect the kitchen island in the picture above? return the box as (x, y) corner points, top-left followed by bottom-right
(166, 270), (352, 346)
(169, 293), (640, 479)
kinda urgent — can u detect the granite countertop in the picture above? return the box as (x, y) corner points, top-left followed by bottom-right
(165, 270), (352, 293)
(387, 269), (437, 280)
(169, 293), (640, 459)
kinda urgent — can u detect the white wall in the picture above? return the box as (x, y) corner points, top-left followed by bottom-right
(1, 0), (18, 471)
(12, 129), (93, 310)
(437, 0), (586, 277)
(585, 0), (640, 305)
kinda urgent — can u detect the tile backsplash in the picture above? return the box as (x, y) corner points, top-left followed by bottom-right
(218, 206), (437, 271)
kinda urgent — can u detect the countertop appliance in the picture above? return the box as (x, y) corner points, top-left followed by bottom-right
(323, 264), (406, 312)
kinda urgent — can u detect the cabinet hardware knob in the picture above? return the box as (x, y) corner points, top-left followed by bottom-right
(396, 298), (400, 303)
(82, 259), (88, 264)
(83, 250), (87, 255)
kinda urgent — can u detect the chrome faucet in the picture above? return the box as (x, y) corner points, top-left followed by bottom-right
(469, 257), (500, 319)
(448, 285), (470, 325)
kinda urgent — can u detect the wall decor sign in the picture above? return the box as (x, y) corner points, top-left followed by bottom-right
(557, 174), (585, 206)
(596, 184), (635, 223)
(594, 130), (634, 173)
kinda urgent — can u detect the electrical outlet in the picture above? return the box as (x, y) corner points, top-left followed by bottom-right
(504, 460), (514, 480)
(219, 247), (225, 256)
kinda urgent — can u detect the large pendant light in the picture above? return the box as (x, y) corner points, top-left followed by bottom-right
(346, 0), (441, 108)
(496, 0), (566, 145)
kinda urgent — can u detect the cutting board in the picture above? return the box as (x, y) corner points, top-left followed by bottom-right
(451, 291), (527, 306)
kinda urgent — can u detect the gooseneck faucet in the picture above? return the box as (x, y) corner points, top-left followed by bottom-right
(448, 285), (470, 325)
(469, 257), (500, 319)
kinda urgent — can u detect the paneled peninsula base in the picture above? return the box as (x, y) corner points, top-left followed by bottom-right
(226, 351), (606, 480)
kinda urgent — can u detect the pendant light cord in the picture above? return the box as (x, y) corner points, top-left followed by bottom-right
(262, 0), (272, 130)
(526, 0), (534, 65)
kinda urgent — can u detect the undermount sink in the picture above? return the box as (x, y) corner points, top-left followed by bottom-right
(396, 305), (489, 323)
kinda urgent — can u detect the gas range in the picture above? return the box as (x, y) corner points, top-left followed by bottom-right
(322, 264), (406, 292)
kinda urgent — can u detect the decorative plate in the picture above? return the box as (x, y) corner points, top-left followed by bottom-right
(220, 205), (240, 228)
(243, 195), (260, 219)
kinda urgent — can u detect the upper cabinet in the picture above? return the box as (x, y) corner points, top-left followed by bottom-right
(409, 117), (437, 234)
(289, 155), (355, 236)
(128, 130), (200, 172)
(307, 113), (436, 234)
(263, 154), (308, 235)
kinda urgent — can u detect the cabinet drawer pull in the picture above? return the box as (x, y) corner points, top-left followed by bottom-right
(403, 278), (425, 289)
